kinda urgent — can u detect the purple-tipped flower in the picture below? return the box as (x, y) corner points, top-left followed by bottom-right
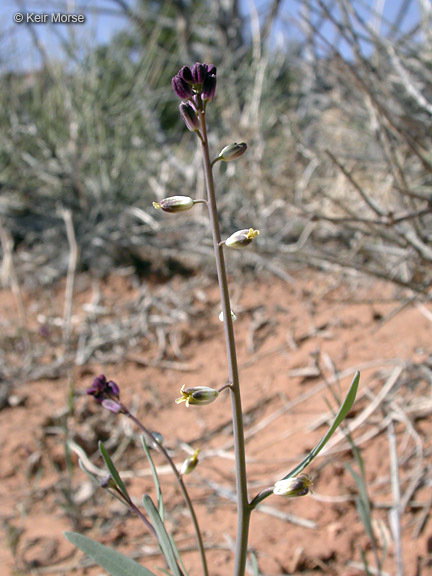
(179, 102), (200, 132)
(171, 75), (193, 100)
(86, 374), (123, 413)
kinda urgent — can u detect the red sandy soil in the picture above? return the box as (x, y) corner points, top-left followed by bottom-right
(0, 270), (431, 576)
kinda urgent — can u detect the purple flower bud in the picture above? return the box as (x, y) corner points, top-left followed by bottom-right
(86, 374), (107, 402)
(101, 399), (122, 414)
(178, 66), (194, 85)
(191, 62), (206, 84)
(205, 64), (216, 76)
(171, 75), (193, 100)
(86, 374), (121, 405)
(179, 102), (200, 132)
(173, 63), (217, 104)
(202, 75), (216, 102)
(107, 380), (120, 397)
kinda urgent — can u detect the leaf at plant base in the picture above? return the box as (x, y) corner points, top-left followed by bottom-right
(64, 531), (156, 576)
(142, 495), (182, 576)
(282, 371), (360, 480)
(345, 462), (371, 519)
(140, 436), (164, 520)
(359, 549), (373, 576)
(99, 441), (129, 500)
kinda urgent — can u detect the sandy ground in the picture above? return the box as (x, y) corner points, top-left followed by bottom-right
(0, 270), (431, 576)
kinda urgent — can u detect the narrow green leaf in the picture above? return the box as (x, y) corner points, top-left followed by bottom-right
(168, 534), (189, 576)
(282, 371), (360, 480)
(359, 549), (373, 576)
(64, 531), (156, 576)
(142, 495), (181, 576)
(345, 462), (371, 519)
(99, 441), (129, 500)
(140, 436), (164, 521)
(356, 498), (374, 541)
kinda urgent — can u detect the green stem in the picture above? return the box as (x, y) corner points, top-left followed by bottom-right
(249, 487), (274, 509)
(124, 410), (209, 576)
(197, 108), (251, 576)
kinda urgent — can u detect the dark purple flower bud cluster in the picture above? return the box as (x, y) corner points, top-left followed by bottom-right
(171, 62), (217, 105)
(86, 374), (123, 414)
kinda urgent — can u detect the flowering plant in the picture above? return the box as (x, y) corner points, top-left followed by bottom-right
(65, 62), (359, 576)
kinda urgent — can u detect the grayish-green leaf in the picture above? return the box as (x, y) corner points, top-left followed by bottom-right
(140, 436), (164, 521)
(99, 441), (129, 500)
(64, 531), (156, 576)
(169, 533), (188, 576)
(282, 371), (360, 480)
(142, 495), (181, 576)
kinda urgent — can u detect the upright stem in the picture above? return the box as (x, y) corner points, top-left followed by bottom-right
(198, 108), (251, 576)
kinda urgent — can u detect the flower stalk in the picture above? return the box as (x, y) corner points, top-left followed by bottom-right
(196, 106), (251, 576)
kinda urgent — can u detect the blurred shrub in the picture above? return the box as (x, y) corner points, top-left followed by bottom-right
(285, 1), (432, 292)
(0, 0), (295, 284)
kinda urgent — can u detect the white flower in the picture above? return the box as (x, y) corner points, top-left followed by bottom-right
(225, 228), (259, 249)
(153, 196), (194, 213)
(273, 474), (313, 497)
(175, 385), (219, 407)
